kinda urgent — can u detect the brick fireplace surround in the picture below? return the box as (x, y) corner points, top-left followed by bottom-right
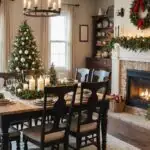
(111, 44), (150, 116)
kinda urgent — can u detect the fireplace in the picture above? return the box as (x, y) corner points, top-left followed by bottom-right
(126, 70), (150, 109)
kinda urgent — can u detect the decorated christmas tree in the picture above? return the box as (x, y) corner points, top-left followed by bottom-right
(8, 21), (43, 73)
(49, 63), (57, 86)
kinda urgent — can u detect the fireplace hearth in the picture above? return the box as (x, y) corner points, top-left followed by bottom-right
(126, 70), (150, 109)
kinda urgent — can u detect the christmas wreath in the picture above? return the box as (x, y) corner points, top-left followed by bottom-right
(130, 0), (150, 29)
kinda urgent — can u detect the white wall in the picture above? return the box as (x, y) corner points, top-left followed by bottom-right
(7, 0), (96, 71)
(114, 0), (150, 37)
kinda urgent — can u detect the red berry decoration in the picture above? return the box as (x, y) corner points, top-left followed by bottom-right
(130, 0), (150, 29)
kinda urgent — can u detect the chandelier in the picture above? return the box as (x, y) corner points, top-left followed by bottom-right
(23, 0), (61, 17)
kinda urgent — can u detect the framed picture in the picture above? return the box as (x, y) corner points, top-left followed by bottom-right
(79, 25), (89, 42)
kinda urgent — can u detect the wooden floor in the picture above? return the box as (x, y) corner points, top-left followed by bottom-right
(108, 116), (150, 150)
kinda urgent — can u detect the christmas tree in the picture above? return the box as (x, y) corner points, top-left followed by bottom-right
(49, 63), (57, 86)
(8, 21), (43, 73)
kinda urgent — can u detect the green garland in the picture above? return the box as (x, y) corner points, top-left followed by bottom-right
(110, 36), (150, 52)
(17, 90), (44, 100)
(0, 93), (4, 99)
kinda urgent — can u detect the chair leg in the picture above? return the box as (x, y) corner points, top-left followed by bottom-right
(16, 139), (20, 150)
(23, 137), (28, 150)
(64, 137), (69, 150)
(76, 137), (81, 150)
(9, 142), (12, 150)
(97, 132), (101, 150)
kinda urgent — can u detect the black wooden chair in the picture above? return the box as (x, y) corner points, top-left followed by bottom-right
(23, 84), (78, 150)
(75, 68), (90, 82)
(69, 81), (108, 150)
(0, 72), (21, 149)
(91, 70), (110, 82)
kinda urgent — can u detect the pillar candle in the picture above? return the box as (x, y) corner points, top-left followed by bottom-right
(29, 76), (35, 91)
(37, 76), (44, 91)
(23, 83), (28, 90)
(45, 77), (50, 86)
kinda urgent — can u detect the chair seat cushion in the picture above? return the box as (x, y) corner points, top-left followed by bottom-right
(71, 120), (97, 133)
(23, 124), (65, 143)
(0, 127), (20, 138)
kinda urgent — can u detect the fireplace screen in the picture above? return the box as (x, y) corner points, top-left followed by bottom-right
(126, 70), (150, 109)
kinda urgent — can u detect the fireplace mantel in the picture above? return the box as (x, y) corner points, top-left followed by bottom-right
(111, 44), (150, 95)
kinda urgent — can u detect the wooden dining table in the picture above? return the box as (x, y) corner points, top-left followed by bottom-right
(0, 89), (111, 150)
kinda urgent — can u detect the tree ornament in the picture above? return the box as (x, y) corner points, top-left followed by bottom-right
(29, 55), (32, 59)
(19, 50), (22, 54)
(22, 42), (25, 45)
(15, 57), (18, 61)
(130, 0), (150, 29)
(21, 37), (24, 40)
(26, 37), (29, 40)
(16, 67), (20, 72)
(21, 57), (25, 62)
(24, 32), (27, 35)
(25, 50), (29, 55)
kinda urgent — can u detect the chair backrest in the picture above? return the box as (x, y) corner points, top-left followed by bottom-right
(41, 84), (78, 145)
(76, 68), (90, 82)
(76, 81), (109, 132)
(0, 72), (19, 87)
(91, 70), (110, 82)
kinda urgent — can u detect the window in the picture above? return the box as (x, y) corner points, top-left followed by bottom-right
(49, 16), (68, 69)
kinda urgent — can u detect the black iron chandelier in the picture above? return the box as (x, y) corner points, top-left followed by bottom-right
(23, 0), (61, 17)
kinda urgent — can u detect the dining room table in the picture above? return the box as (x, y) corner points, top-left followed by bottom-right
(0, 88), (111, 150)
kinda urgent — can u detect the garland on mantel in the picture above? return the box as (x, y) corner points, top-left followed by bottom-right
(110, 36), (150, 52)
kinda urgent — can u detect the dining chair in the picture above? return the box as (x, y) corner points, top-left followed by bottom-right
(0, 126), (20, 150)
(91, 70), (111, 82)
(23, 84), (78, 150)
(75, 68), (90, 82)
(69, 81), (108, 150)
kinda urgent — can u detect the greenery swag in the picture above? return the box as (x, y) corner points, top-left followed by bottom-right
(130, 0), (150, 29)
(110, 36), (150, 52)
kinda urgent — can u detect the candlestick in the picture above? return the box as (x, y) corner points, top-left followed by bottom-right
(24, 0), (27, 8)
(27, 0), (32, 9)
(45, 77), (50, 86)
(23, 83), (28, 90)
(58, 0), (61, 8)
(29, 76), (35, 91)
(48, 0), (51, 8)
(37, 76), (44, 91)
(34, 0), (38, 7)
(118, 25), (120, 37)
(53, 2), (56, 10)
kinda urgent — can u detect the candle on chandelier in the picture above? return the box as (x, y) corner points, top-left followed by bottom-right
(34, 0), (38, 7)
(24, 0), (27, 8)
(58, 0), (61, 9)
(48, 0), (52, 8)
(53, 2), (56, 10)
(37, 76), (44, 91)
(27, 0), (32, 9)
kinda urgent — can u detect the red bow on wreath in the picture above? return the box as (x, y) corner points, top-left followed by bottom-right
(138, 19), (144, 29)
(133, 0), (145, 12)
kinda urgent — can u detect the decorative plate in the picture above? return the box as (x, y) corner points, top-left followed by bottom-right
(97, 23), (102, 28)
(102, 20), (109, 28)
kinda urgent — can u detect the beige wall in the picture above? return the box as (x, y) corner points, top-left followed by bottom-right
(7, 0), (96, 71)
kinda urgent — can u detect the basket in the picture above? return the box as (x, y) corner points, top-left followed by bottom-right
(109, 100), (125, 113)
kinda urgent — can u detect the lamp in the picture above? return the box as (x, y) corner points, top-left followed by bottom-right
(23, 0), (61, 17)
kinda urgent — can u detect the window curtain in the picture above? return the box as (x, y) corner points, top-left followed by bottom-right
(0, 0), (11, 72)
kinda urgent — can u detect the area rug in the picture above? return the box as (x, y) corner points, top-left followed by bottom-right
(12, 134), (140, 150)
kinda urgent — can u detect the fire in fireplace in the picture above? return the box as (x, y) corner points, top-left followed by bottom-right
(126, 70), (150, 109)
